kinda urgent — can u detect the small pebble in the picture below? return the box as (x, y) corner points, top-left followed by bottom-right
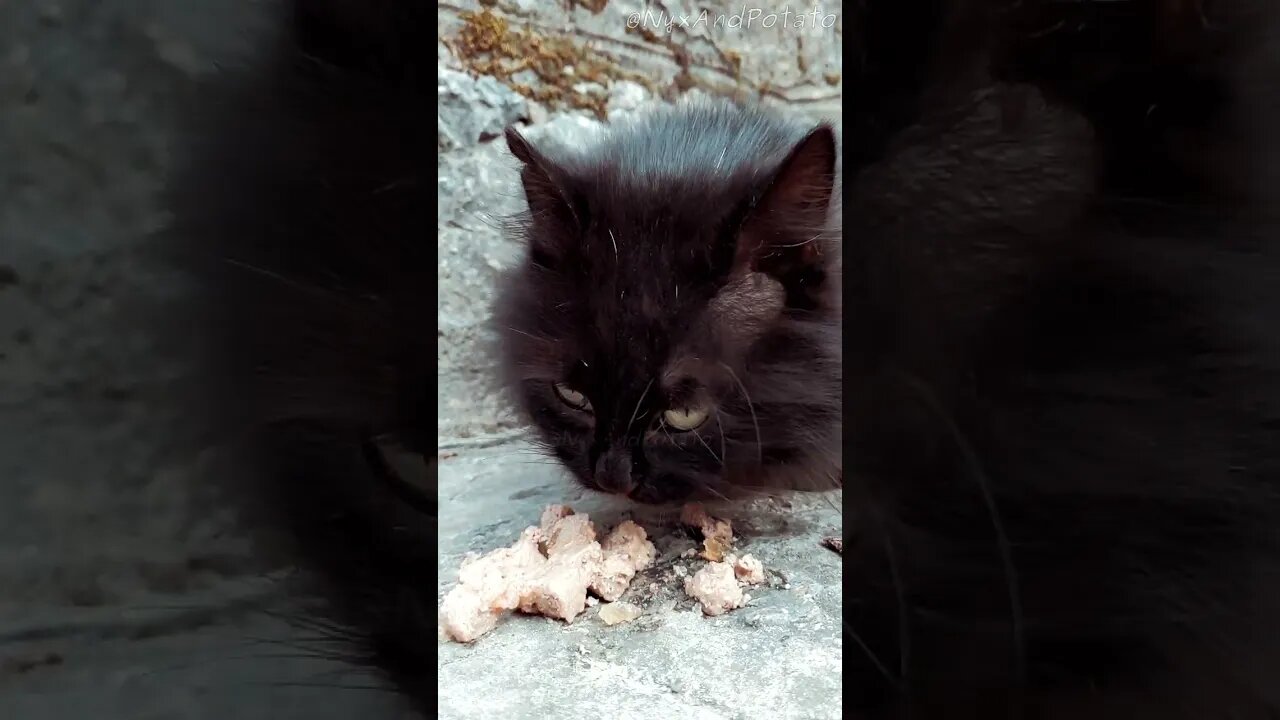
(598, 601), (643, 626)
(733, 554), (766, 585)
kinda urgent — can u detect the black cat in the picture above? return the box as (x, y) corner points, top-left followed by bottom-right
(494, 102), (842, 506)
(840, 1), (1280, 717)
(168, 0), (436, 711)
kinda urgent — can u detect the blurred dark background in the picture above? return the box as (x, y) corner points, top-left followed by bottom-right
(0, 2), (415, 716)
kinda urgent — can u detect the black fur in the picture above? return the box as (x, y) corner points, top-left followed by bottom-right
(494, 102), (843, 505)
(167, 0), (436, 713)
(842, 1), (1280, 717)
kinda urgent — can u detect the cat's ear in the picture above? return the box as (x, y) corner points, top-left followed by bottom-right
(736, 125), (837, 274)
(505, 126), (583, 242)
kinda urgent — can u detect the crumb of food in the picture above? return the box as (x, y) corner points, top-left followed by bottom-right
(705, 518), (733, 546)
(439, 527), (547, 642)
(517, 539), (602, 622)
(680, 502), (734, 561)
(544, 512), (596, 552)
(591, 519), (656, 601)
(598, 601), (644, 626)
(592, 553), (635, 601)
(701, 537), (731, 562)
(540, 504), (574, 529)
(822, 536), (843, 554)
(680, 501), (713, 530)
(732, 554), (766, 584)
(680, 502), (731, 540)
(457, 527), (547, 605)
(684, 561), (746, 616)
(438, 584), (501, 642)
(440, 506), (656, 642)
(602, 520), (656, 569)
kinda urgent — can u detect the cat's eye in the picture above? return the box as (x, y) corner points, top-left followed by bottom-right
(553, 382), (592, 412)
(662, 405), (709, 431)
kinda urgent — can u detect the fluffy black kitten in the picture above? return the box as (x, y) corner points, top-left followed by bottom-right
(841, 1), (1280, 718)
(494, 103), (843, 504)
(169, 0), (437, 711)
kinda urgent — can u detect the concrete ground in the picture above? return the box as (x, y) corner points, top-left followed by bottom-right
(437, 443), (843, 720)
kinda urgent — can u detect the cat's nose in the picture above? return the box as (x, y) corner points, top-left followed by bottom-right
(593, 449), (634, 495)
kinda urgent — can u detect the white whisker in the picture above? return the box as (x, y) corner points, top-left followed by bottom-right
(692, 426), (721, 463)
(626, 378), (655, 435)
(714, 409), (727, 468)
(720, 363), (762, 465)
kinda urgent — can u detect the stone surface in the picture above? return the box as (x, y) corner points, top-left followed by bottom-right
(0, 1), (417, 717)
(437, 0), (843, 121)
(0, 584), (418, 720)
(0, 0), (270, 617)
(436, 446), (843, 720)
(438, 67), (529, 151)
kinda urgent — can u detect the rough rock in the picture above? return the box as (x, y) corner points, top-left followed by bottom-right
(437, 447), (842, 720)
(438, 66), (529, 151)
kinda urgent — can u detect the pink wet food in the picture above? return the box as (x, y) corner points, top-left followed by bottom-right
(439, 505), (656, 642)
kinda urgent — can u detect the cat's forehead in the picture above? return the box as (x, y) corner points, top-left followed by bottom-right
(595, 100), (805, 179)
(545, 270), (701, 376)
(581, 275), (695, 354)
(555, 102), (808, 224)
(557, 269), (781, 394)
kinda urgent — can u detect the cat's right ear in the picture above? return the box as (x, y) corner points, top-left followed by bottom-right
(735, 125), (837, 276)
(505, 127), (583, 265)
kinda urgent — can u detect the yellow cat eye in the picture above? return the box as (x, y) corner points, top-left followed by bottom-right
(663, 405), (709, 431)
(553, 382), (592, 411)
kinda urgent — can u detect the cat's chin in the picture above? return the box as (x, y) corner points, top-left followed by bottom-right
(624, 487), (685, 506)
(628, 481), (748, 507)
(572, 478), (694, 506)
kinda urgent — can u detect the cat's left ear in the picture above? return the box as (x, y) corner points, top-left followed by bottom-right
(505, 126), (582, 229)
(505, 126), (585, 268)
(736, 124), (838, 273)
